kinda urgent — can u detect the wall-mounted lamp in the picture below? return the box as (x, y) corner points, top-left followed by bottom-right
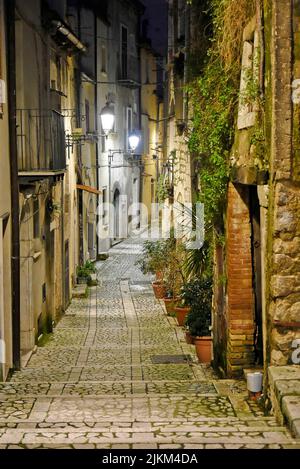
(128, 130), (140, 153)
(100, 103), (115, 137)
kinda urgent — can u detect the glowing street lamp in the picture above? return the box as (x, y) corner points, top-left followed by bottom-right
(100, 103), (115, 137)
(128, 130), (140, 153)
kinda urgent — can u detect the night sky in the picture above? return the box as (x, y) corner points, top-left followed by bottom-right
(141, 0), (168, 56)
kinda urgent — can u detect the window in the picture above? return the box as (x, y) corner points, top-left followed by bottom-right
(33, 198), (40, 239)
(101, 46), (107, 74)
(125, 107), (132, 151)
(121, 25), (128, 79)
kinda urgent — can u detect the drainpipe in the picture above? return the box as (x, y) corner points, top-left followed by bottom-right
(137, 17), (143, 212)
(5, 0), (20, 370)
(94, 12), (99, 258)
(51, 21), (87, 52)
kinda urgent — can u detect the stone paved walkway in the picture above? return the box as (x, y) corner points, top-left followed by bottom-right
(0, 238), (299, 449)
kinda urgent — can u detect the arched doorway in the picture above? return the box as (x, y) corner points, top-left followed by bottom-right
(113, 189), (120, 240)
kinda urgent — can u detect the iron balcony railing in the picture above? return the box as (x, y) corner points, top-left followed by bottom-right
(16, 109), (66, 172)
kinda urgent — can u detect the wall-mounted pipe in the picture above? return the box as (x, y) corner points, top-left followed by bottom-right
(52, 20), (87, 53)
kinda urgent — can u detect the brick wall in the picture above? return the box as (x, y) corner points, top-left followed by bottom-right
(226, 182), (255, 376)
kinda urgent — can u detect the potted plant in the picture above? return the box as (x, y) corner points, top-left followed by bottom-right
(135, 240), (169, 298)
(77, 265), (92, 284)
(76, 260), (96, 285)
(174, 283), (192, 326)
(185, 278), (213, 363)
(162, 239), (186, 314)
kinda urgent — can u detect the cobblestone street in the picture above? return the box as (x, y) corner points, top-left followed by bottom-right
(0, 238), (299, 449)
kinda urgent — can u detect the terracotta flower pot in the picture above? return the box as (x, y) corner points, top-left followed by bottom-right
(152, 281), (166, 299)
(185, 330), (194, 344)
(156, 271), (164, 281)
(163, 297), (178, 315)
(194, 336), (212, 363)
(174, 306), (191, 326)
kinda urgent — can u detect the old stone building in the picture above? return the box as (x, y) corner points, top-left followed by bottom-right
(0, 0), (15, 380)
(212, 1), (300, 383)
(10, 0), (86, 358)
(97, 0), (144, 252)
(139, 5), (167, 224)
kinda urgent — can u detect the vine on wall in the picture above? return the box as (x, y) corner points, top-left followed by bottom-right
(187, 0), (256, 226)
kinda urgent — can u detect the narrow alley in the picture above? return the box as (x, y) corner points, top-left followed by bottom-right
(0, 239), (298, 449)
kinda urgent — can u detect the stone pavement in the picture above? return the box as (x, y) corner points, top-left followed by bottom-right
(0, 238), (299, 449)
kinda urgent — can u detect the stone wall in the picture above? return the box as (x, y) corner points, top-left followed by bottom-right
(267, 0), (300, 366)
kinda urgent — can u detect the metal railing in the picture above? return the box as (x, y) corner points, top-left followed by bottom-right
(16, 109), (66, 171)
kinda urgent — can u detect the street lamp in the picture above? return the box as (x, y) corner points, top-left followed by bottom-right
(100, 103), (115, 137)
(128, 130), (140, 153)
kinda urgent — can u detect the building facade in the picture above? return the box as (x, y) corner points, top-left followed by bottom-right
(0, 0), (14, 380)
(212, 1), (300, 383)
(97, 0), (143, 253)
(13, 0), (85, 356)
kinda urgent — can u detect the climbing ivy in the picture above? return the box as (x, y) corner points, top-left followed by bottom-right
(187, 61), (236, 226)
(186, 0), (256, 227)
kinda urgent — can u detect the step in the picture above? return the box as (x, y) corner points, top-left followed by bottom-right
(268, 366), (300, 438)
(0, 427), (296, 446)
(0, 416), (282, 430)
(0, 381), (219, 397)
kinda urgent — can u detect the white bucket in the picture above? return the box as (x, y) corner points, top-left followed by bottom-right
(247, 372), (263, 393)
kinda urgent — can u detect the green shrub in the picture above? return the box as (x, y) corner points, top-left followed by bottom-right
(185, 278), (212, 337)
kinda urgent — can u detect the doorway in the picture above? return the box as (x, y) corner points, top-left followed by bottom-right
(64, 240), (70, 309)
(249, 186), (263, 364)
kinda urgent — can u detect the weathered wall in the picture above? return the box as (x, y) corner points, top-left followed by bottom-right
(266, 0), (300, 367)
(0, 0), (13, 380)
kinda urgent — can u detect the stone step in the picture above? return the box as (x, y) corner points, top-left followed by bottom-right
(0, 416), (282, 429)
(268, 366), (300, 438)
(3, 442), (300, 449)
(0, 428), (297, 446)
(0, 423), (288, 434)
(0, 381), (220, 397)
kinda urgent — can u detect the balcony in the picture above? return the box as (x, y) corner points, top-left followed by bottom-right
(17, 109), (66, 176)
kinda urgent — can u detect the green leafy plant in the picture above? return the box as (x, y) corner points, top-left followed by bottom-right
(163, 240), (187, 297)
(186, 0), (256, 227)
(76, 260), (96, 281)
(156, 174), (173, 204)
(135, 240), (167, 275)
(185, 278), (212, 337)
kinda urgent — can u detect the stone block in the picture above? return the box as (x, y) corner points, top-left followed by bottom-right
(272, 329), (295, 351)
(273, 237), (300, 256)
(275, 379), (300, 403)
(270, 275), (300, 297)
(292, 419), (300, 438)
(268, 366), (300, 386)
(282, 395), (300, 436)
(271, 350), (288, 366)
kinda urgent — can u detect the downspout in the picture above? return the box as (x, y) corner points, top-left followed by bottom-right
(5, 0), (20, 370)
(77, 2), (84, 264)
(94, 12), (99, 258)
(137, 16), (143, 211)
